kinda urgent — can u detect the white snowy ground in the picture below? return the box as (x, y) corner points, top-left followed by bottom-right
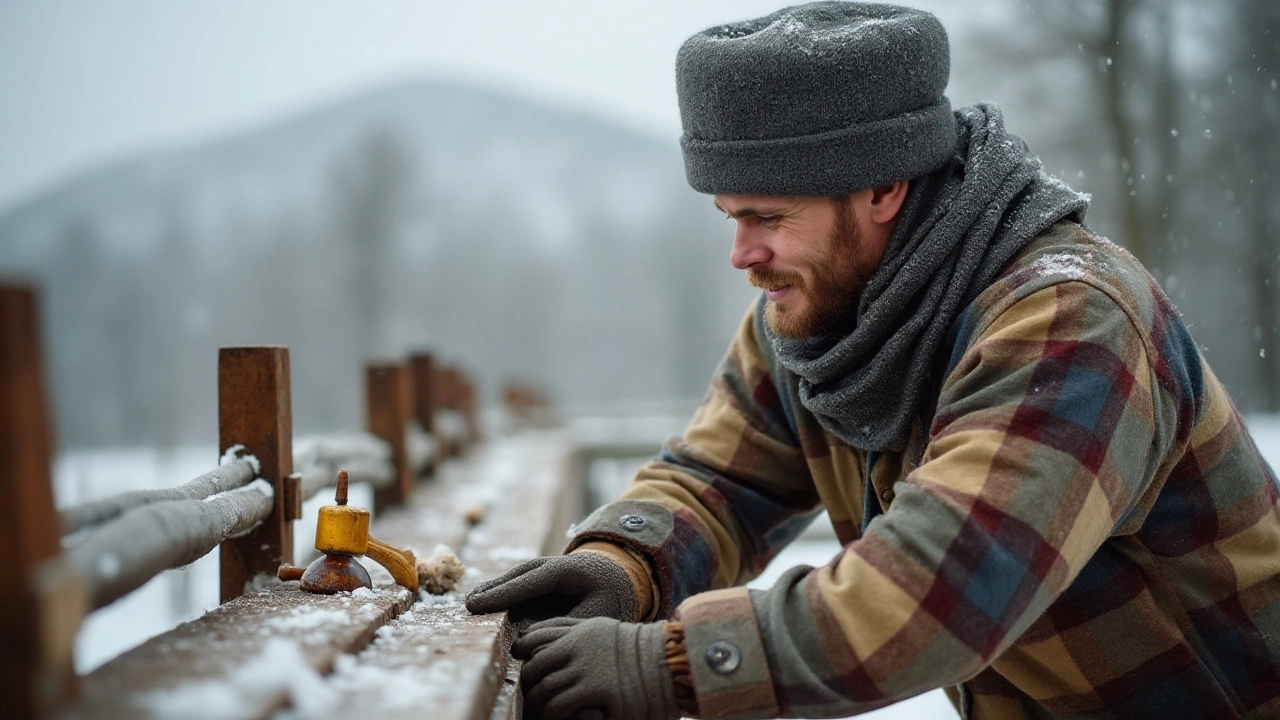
(56, 416), (1280, 718)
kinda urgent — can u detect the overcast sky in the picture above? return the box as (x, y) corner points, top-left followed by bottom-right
(0, 0), (979, 213)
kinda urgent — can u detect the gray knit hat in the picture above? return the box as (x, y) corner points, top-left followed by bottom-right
(676, 1), (955, 196)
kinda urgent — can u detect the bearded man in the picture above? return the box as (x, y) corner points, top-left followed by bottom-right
(466, 3), (1280, 718)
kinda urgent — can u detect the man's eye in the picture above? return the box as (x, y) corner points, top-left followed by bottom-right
(758, 216), (781, 228)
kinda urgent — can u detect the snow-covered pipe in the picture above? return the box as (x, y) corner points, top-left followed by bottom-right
(66, 479), (275, 611)
(59, 457), (258, 536)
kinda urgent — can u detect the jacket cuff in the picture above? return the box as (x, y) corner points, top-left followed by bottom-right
(673, 588), (779, 720)
(570, 541), (657, 621)
(565, 500), (678, 616)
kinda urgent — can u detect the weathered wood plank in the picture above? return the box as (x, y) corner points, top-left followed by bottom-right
(318, 431), (580, 720)
(58, 583), (414, 720)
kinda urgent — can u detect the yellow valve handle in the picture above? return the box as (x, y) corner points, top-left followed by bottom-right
(365, 536), (418, 592)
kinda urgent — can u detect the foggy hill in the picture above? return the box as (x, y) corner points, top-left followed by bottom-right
(0, 81), (753, 448)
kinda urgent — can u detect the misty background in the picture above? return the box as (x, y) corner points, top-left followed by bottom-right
(1, 0), (1277, 452)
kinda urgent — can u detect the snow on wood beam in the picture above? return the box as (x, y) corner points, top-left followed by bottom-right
(0, 282), (81, 714)
(367, 362), (414, 513)
(218, 346), (297, 604)
(320, 432), (582, 720)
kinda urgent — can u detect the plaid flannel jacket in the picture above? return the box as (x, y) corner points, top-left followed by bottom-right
(567, 221), (1280, 719)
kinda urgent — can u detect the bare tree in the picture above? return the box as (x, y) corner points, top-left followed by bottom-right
(1233, 0), (1280, 408)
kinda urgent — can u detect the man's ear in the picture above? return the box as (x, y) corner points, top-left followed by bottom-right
(867, 181), (909, 224)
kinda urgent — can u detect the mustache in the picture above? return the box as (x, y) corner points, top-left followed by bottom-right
(746, 267), (803, 291)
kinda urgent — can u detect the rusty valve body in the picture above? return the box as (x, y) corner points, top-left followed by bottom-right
(278, 470), (418, 594)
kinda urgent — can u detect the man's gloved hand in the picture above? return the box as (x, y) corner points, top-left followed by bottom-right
(513, 617), (680, 720)
(464, 553), (639, 627)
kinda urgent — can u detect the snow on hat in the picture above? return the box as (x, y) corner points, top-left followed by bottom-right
(676, 1), (956, 196)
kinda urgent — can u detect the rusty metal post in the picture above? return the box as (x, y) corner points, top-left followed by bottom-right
(409, 352), (436, 478)
(0, 283), (82, 714)
(218, 346), (294, 603)
(366, 362), (413, 513)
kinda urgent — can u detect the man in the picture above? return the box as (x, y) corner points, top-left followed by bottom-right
(466, 3), (1280, 719)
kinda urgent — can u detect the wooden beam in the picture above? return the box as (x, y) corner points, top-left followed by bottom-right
(217, 346), (293, 603)
(460, 372), (481, 448)
(367, 362), (413, 513)
(409, 352), (437, 478)
(0, 282), (79, 714)
(409, 352), (436, 435)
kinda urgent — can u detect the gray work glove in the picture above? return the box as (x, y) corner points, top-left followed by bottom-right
(513, 617), (680, 720)
(465, 554), (638, 628)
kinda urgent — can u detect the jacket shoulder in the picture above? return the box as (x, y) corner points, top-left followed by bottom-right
(945, 220), (1204, 407)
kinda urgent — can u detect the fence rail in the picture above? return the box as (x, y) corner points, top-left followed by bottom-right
(67, 476), (275, 611)
(59, 457), (260, 537)
(1, 282), (493, 717)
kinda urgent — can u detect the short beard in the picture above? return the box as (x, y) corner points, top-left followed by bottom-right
(757, 196), (868, 339)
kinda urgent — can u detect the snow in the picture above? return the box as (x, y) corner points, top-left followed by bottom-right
(1028, 251), (1089, 280)
(143, 638), (334, 720)
(263, 607), (352, 633)
(220, 444), (261, 474)
(203, 477), (274, 502)
(96, 553), (121, 582)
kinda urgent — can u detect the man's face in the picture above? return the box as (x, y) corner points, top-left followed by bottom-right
(716, 194), (885, 338)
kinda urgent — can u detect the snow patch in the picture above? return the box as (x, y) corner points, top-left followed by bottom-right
(142, 638), (334, 720)
(203, 477), (274, 502)
(1028, 252), (1088, 280)
(262, 607), (352, 633)
(97, 553), (120, 581)
(219, 445), (261, 474)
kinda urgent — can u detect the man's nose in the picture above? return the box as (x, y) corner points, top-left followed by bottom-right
(729, 225), (772, 270)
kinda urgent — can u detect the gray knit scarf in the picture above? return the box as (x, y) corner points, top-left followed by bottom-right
(766, 103), (1090, 452)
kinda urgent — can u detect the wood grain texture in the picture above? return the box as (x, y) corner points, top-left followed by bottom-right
(218, 347), (293, 604)
(58, 583), (414, 720)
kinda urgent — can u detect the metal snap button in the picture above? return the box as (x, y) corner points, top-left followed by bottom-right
(619, 514), (648, 532)
(879, 487), (894, 503)
(705, 641), (741, 674)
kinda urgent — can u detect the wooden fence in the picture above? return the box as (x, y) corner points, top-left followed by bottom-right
(0, 282), (585, 720)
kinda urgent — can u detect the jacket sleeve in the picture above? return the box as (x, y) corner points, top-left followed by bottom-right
(565, 299), (824, 618)
(671, 280), (1186, 719)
